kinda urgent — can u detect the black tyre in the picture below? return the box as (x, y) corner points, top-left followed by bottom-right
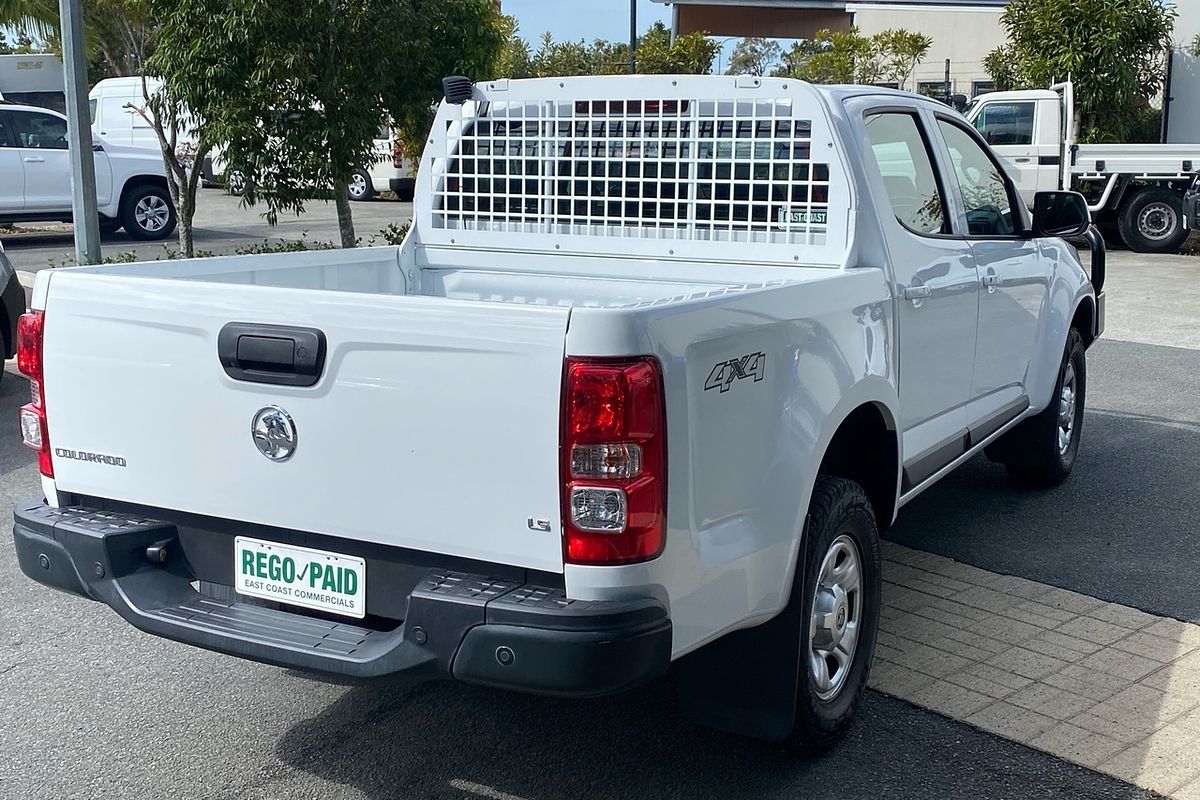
(348, 170), (375, 202)
(986, 328), (1085, 487)
(786, 475), (881, 755)
(120, 183), (177, 241)
(1117, 187), (1189, 254)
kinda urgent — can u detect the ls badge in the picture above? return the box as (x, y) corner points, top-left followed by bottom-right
(252, 406), (298, 462)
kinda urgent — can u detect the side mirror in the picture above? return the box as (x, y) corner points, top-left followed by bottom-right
(1032, 190), (1090, 238)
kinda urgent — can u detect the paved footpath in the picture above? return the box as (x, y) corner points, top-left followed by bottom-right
(871, 542), (1200, 797)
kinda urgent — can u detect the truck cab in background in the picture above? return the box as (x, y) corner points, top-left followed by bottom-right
(967, 82), (1199, 253)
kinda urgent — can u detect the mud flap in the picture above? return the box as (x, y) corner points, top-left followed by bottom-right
(674, 527), (809, 741)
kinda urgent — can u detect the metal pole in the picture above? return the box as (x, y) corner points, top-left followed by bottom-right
(58, 0), (101, 265)
(629, 0), (637, 73)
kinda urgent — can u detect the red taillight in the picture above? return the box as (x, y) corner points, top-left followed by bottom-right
(17, 310), (52, 477)
(16, 310), (44, 378)
(392, 138), (404, 169)
(562, 357), (666, 565)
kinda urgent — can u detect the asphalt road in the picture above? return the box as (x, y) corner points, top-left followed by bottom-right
(0, 246), (1196, 798)
(0, 190), (414, 271)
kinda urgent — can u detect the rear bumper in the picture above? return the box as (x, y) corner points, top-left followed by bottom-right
(12, 499), (671, 696)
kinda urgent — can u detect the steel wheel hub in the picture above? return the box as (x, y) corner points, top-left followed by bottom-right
(1137, 203), (1178, 241)
(350, 174), (367, 196)
(809, 534), (863, 702)
(1058, 361), (1077, 455)
(135, 196), (170, 232)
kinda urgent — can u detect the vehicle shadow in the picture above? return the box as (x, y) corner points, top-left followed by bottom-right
(274, 675), (1150, 800)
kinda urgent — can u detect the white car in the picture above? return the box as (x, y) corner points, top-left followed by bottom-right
(347, 125), (417, 202)
(0, 103), (177, 239)
(12, 76), (1103, 751)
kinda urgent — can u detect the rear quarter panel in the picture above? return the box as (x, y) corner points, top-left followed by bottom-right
(563, 268), (897, 657)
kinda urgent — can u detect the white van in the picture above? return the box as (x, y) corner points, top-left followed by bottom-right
(89, 76), (171, 149)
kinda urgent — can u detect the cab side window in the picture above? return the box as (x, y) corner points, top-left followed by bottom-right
(937, 119), (1020, 236)
(973, 102), (1035, 146)
(10, 111), (69, 150)
(864, 112), (948, 236)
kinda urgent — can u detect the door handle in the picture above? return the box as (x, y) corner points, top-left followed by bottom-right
(1013, 157), (1032, 164)
(902, 285), (932, 302)
(23, 156), (45, 163)
(217, 322), (327, 387)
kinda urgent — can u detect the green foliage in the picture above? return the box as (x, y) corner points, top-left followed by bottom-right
(0, 0), (155, 78)
(637, 22), (719, 75)
(494, 15), (533, 80)
(983, 0), (1176, 142)
(144, 0), (503, 247)
(497, 21), (718, 78)
(726, 37), (783, 76)
(369, 222), (412, 246)
(776, 28), (930, 90)
(1192, 34), (1200, 59)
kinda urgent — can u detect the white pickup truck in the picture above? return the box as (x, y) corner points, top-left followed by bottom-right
(13, 76), (1104, 751)
(966, 82), (1199, 253)
(0, 102), (177, 240)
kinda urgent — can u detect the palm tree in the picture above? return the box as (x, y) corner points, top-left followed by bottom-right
(0, 0), (155, 77)
(0, 0), (59, 42)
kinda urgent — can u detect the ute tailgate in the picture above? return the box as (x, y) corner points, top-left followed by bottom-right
(39, 272), (569, 573)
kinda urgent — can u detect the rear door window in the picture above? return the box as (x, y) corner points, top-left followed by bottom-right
(864, 112), (948, 236)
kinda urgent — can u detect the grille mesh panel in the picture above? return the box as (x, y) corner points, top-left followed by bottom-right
(432, 96), (832, 247)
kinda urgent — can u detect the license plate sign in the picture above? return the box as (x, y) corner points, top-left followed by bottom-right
(234, 537), (366, 619)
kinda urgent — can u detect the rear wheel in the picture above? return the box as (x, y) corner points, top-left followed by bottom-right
(786, 476), (881, 754)
(986, 328), (1086, 487)
(348, 170), (374, 202)
(1117, 187), (1189, 253)
(120, 184), (177, 241)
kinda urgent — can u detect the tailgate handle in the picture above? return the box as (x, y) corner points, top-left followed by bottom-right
(217, 323), (326, 387)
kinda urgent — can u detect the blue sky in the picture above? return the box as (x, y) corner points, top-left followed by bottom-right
(502, 0), (673, 46)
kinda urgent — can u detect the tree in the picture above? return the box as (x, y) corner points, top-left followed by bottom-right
(494, 14), (533, 79)
(983, 0), (1176, 142)
(874, 29), (932, 90)
(500, 22), (718, 79)
(0, 0), (155, 78)
(1191, 34), (1200, 58)
(636, 22), (719, 74)
(144, 0), (503, 249)
(776, 28), (930, 88)
(726, 37), (783, 76)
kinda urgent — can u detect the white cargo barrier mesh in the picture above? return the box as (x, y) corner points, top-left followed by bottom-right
(416, 77), (852, 266)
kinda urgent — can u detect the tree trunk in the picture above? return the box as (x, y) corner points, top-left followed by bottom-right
(177, 200), (195, 258)
(334, 182), (356, 248)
